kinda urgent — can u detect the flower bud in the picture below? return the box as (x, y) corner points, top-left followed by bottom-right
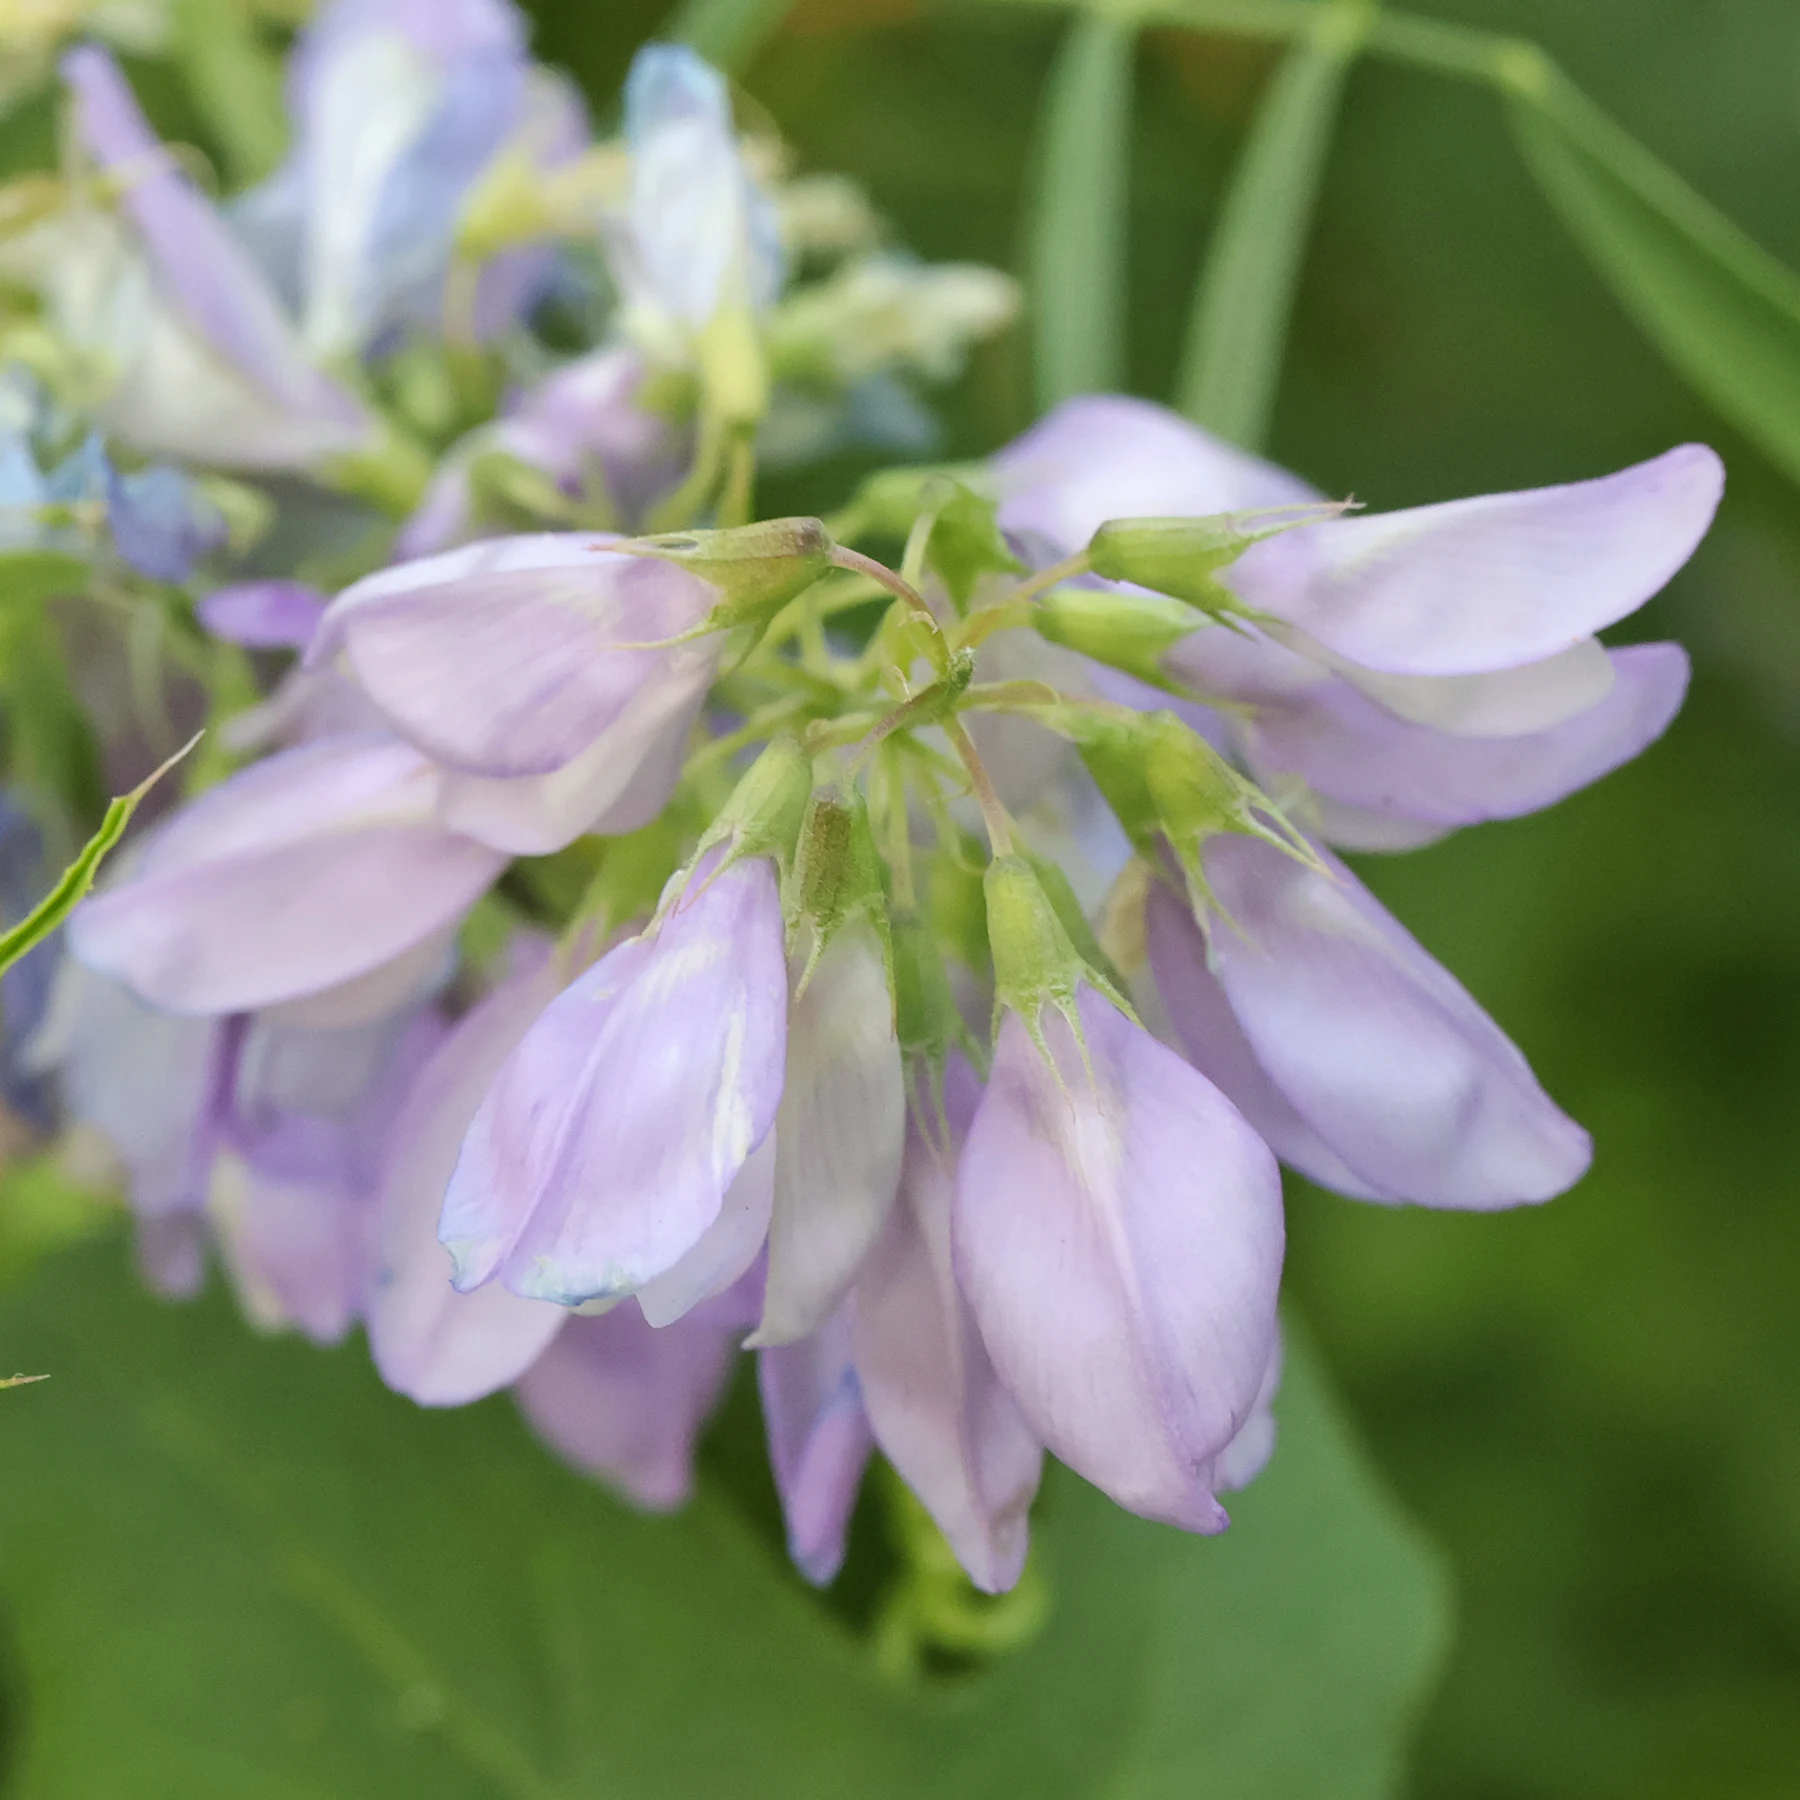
(786, 786), (889, 990)
(1085, 504), (1344, 614)
(1033, 585), (1198, 688)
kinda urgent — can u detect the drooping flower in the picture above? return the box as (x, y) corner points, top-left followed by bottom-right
(440, 837), (791, 1310)
(994, 395), (1721, 851)
(1144, 834), (1592, 1208)
(952, 858), (1284, 1533)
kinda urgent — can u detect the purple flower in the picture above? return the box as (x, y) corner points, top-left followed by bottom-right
(952, 986), (1284, 1533)
(994, 397), (1720, 847)
(851, 1059), (1042, 1593)
(366, 945), (569, 1405)
(59, 47), (372, 471)
(235, 0), (581, 356)
(513, 1274), (759, 1511)
(1144, 835), (1593, 1208)
(69, 732), (506, 1016)
(440, 852), (788, 1308)
(309, 534), (720, 854)
(759, 1306), (874, 1586)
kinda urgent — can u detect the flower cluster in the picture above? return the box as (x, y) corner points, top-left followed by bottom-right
(0, 5), (1723, 1602)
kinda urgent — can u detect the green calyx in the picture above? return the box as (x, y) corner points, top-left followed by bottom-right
(1085, 502), (1348, 616)
(680, 735), (813, 903)
(614, 517), (835, 638)
(984, 855), (1131, 1050)
(786, 786), (891, 993)
(1033, 584), (1201, 689)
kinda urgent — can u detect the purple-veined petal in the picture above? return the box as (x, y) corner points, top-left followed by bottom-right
(952, 991), (1284, 1533)
(441, 856), (788, 1305)
(751, 922), (905, 1347)
(367, 947), (569, 1405)
(68, 733), (505, 1015)
(1245, 642), (1689, 832)
(312, 532), (717, 778)
(1150, 836), (1592, 1207)
(513, 1282), (752, 1511)
(199, 580), (328, 650)
(759, 1307), (874, 1586)
(1228, 445), (1723, 678)
(852, 1061), (1042, 1594)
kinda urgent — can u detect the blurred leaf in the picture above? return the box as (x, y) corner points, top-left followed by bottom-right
(0, 553), (87, 611)
(168, 0), (290, 186)
(1177, 4), (1368, 450)
(0, 1157), (111, 1295)
(1512, 70), (1800, 488)
(663, 0), (799, 74)
(0, 1242), (1448, 1797)
(1028, 9), (1136, 411)
(0, 733), (197, 977)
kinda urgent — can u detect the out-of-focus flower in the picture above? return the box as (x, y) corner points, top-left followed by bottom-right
(34, 45), (374, 472)
(232, 0), (585, 356)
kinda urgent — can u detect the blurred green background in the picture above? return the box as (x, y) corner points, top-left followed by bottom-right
(546, 0), (1800, 1792)
(4, 0), (1799, 1793)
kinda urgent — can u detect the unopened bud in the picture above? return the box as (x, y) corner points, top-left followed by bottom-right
(1086, 503), (1346, 614)
(1035, 585), (1198, 687)
(787, 786), (888, 989)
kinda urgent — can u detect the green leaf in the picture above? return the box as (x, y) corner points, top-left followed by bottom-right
(0, 551), (88, 611)
(168, 0), (290, 186)
(0, 1241), (1449, 1797)
(1027, 9), (1137, 411)
(0, 734), (198, 977)
(1176, 3), (1370, 450)
(663, 0), (799, 74)
(1511, 66), (1800, 488)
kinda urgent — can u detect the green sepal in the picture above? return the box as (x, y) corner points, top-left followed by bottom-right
(677, 735), (813, 907)
(1034, 583), (1200, 689)
(984, 855), (1132, 1053)
(1085, 502), (1346, 615)
(1030, 854), (1131, 1001)
(785, 786), (891, 994)
(613, 518), (835, 639)
(925, 481), (1023, 609)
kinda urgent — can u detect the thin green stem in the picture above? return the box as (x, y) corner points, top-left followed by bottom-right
(942, 715), (1015, 858)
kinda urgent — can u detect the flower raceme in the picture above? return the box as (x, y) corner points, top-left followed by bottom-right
(58, 389), (1724, 1597)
